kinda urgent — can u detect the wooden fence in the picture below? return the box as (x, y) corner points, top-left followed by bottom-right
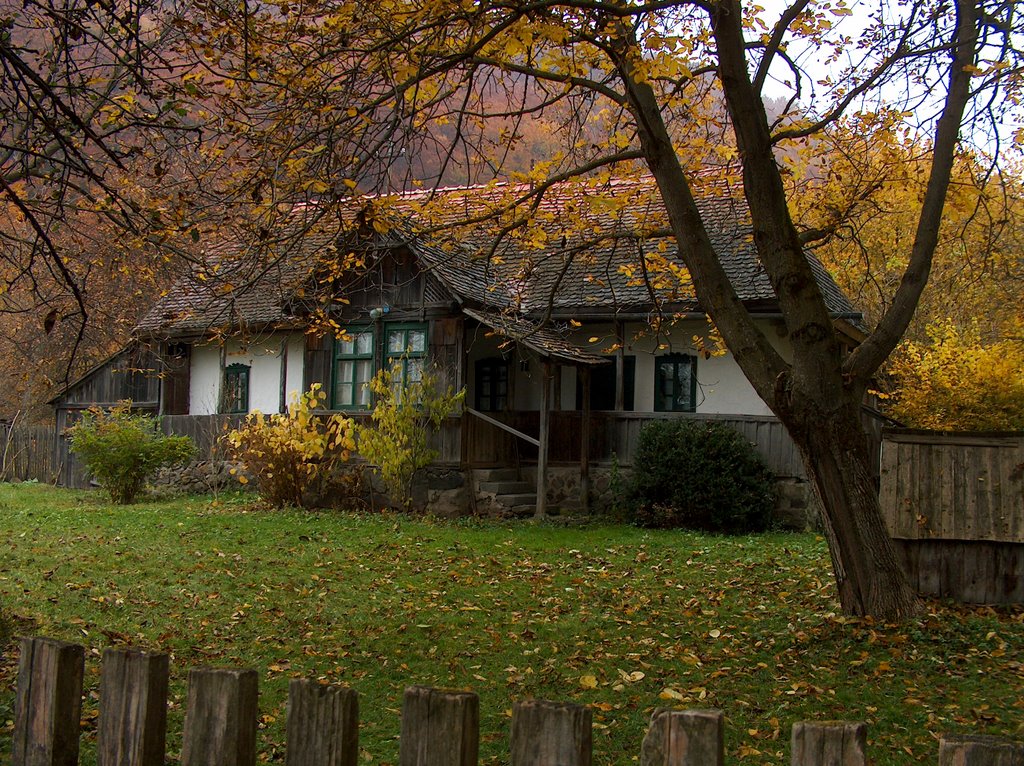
(0, 421), (78, 487)
(13, 636), (1021, 766)
(879, 429), (1024, 604)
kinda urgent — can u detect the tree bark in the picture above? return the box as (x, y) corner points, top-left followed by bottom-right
(782, 397), (917, 618)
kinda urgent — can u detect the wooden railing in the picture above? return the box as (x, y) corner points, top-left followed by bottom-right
(13, 636), (1022, 765)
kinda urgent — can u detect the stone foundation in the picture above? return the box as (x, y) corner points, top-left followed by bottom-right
(152, 458), (819, 529)
(524, 465), (820, 529)
(153, 460), (249, 495)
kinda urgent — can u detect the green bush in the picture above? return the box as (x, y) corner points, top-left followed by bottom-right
(68, 403), (195, 504)
(627, 419), (775, 534)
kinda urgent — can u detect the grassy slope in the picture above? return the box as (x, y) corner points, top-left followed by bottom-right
(0, 483), (1021, 764)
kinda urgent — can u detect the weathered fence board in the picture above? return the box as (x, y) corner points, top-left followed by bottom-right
(939, 734), (1024, 765)
(880, 429), (1024, 604)
(1, 424), (68, 486)
(880, 430), (1024, 543)
(13, 636), (1024, 766)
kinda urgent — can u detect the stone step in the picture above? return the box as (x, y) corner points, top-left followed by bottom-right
(474, 468), (520, 482)
(492, 492), (538, 507)
(478, 480), (535, 494)
(505, 504), (537, 518)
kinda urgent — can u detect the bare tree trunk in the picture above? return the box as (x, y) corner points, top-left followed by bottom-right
(783, 400), (918, 618)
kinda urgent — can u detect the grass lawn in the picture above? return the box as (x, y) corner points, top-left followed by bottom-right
(0, 483), (1021, 764)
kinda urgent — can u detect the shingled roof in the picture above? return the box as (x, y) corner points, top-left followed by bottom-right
(135, 175), (859, 338)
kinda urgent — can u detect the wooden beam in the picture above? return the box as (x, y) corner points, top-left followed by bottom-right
(535, 360), (552, 519)
(464, 408), (540, 447)
(279, 336), (289, 414)
(181, 668), (259, 766)
(938, 734), (1024, 765)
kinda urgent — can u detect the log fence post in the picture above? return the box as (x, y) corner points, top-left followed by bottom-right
(640, 709), (724, 766)
(939, 734), (1024, 765)
(286, 679), (359, 766)
(13, 636), (85, 766)
(510, 699), (591, 766)
(399, 685), (479, 766)
(791, 721), (867, 765)
(180, 667), (259, 766)
(97, 647), (170, 766)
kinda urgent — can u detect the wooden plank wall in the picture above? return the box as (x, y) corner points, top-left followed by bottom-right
(879, 429), (1024, 543)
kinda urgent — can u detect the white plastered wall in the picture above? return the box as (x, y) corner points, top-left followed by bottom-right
(189, 331), (308, 415)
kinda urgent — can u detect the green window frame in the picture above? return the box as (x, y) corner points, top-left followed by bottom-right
(385, 323), (428, 396)
(333, 328), (375, 409)
(222, 363), (250, 414)
(654, 354), (697, 413)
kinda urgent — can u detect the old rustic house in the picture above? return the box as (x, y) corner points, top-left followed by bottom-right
(52, 175), (864, 516)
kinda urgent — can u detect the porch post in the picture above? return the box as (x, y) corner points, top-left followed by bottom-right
(614, 320), (625, 412)
(580, 366), (591, 515)
(535, 360), (552, 519)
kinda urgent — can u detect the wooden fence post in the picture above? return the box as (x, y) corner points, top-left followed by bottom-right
(180, 667), (259, 766)
(13, 636), (85, 766)
(399, 686), (479, 766)
(640, 709), (724, 766)
(286, 679), (359, 766)
(939, 734), (1024, 765)
(97, 648), (169, 766)
(510, 699), (591, 766)
(791, 721), (867, 765)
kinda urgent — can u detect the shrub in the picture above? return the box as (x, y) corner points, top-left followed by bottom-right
(226, 384), (356, 508)
(68, 403), (195, 504)
(356, 362), (464, 510)
(627, 418), (775, 534)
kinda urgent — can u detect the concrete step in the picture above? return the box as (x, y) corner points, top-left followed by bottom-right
(474, 468), (521, 482)
(478, 480), (535, 494)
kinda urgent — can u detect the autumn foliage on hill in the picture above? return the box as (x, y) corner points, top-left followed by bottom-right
(787, 120), (1024, 431)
